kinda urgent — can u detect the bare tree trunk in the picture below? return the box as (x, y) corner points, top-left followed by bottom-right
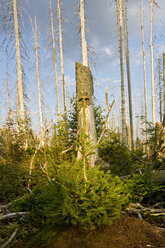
(13, 0), (25, 124)
(149, 0), (156, 125)
(116, 0), (127, 145)
(5, 70), (11, 122)
(158, 57), (162, 122)
(76, 63), (98, 168)
(141, 87), (145, 151)
(163, 53), (165, 120)
(57, 0), (66, 114)
(122, 0), (134, 150)
(105, 86), (110, 138)
(118, 87), (122, 136)
(141, 2), (149, 141)
(49, 0), (60, 116)
(16, 81), (19, 131)
(77, 0), (98, 168)
(33, 17), (44, 145)
(136, 97), (140, 150)
(80, 0), (88, 66)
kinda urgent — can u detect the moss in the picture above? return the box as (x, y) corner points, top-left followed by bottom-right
(76, 62), (93, 111)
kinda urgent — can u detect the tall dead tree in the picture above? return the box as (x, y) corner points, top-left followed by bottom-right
(163, 53), (165, 120)
(76, 0), (98, 168)
(135, 96), (140, 149)
(149, 0), (156, 125)
(13, 0), (25, 124)
(16, 81), (19, 130)
(57, 0), (66, 114)
(122, 0), (134, 150)
(5, 70), (11, 121)
(141, 87), (145, 150)
(158, 57), (162, 122)
(118, 87), (122, 136)
(32, 17), (44, 145)
(1, 0), (26, 126)
(116, 0), (127, 144)
(141, 2), (149, 141)
(49, 0), (60, 116)
(105, 86), (110, 137)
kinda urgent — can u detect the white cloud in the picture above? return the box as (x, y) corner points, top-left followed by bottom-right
(101, 47), (113, 57)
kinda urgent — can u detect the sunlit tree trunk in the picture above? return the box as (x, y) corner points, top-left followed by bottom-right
(5, 70), (11, 122)
(118, 87), (122, 136)
(80, 0), (88, 66)
(116, 0), (127, 144)
(141, 3), (149, 141)
(33, 17), (44, 145)
(13, 0), (25, 124)
(149, 0), (156, 125)
(122, 0), (134, 150)
(16, 81), (20, 131)
(163, 53), (165, 120)
(57, 0), (66, 114)
(76, 0), (98, 168)
(135, 96), (139, 149)
(158, 57), (162, 122)
(141, 87), (145, 151)
(105, 86), (110, 138)
(49, 0), (60, 116)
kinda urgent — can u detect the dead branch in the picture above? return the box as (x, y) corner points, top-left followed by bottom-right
(97, 100), (115, 145)
(152, 0), (160, 8)
(0, 212), (29, 221)
(2, 228), (18, 248)
(27, 99), (76, 189)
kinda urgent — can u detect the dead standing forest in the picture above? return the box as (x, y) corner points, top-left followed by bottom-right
(0, 0), (165, 247)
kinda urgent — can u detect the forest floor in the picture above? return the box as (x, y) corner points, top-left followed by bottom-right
(11, 214), (165, 248)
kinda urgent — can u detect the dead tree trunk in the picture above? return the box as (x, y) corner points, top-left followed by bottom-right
(105, 86), (110, 138)
(49, 0), (60, 116)
(57, 0), (66, 114)
(116, 0), (127, 145)
(77, 0), (98, 168)
(158, 57), (162, 122)
(16, 81), (19, 131)
(141, 87), (145, 151)
(141, 3), (149, 142)
(76, 62), (98, 168)
(163, 53), (165, 121)
(149, 0), (156, 125)
(122, 0), (134, 150)
(80, 0), (88, 66)
(33, 17), (44, 145)
(13, 0), (25, 124)
(5, 70), (11, 122)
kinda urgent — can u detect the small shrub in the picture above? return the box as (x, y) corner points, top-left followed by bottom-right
(125, 171), (162, 203)
(13, 162), (128, 229)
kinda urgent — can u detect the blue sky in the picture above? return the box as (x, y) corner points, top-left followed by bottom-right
(0, 0), (165, 136)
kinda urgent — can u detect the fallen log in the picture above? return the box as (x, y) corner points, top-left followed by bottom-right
(0, 212), (29, 221)
(1, 228), (18, 248)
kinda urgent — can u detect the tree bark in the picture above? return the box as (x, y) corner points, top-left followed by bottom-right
(105, 86), (110, 138)
(149, 0), (156, 125)
(116, 0), (127, 145)
(158, 57), (162, 122)
(57, 0), (66, 114)
(163, 53), (165, 120)
(141, 87), (145, 151)
(5, 70), (11, 122)
(33, 17), (44, 145)
(13, 0), (25, 124)
(76, 62), (98, 168)
(122, 0), (134, 150)
(80, 0), (88, 66)
(49, 0), (60, 117)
